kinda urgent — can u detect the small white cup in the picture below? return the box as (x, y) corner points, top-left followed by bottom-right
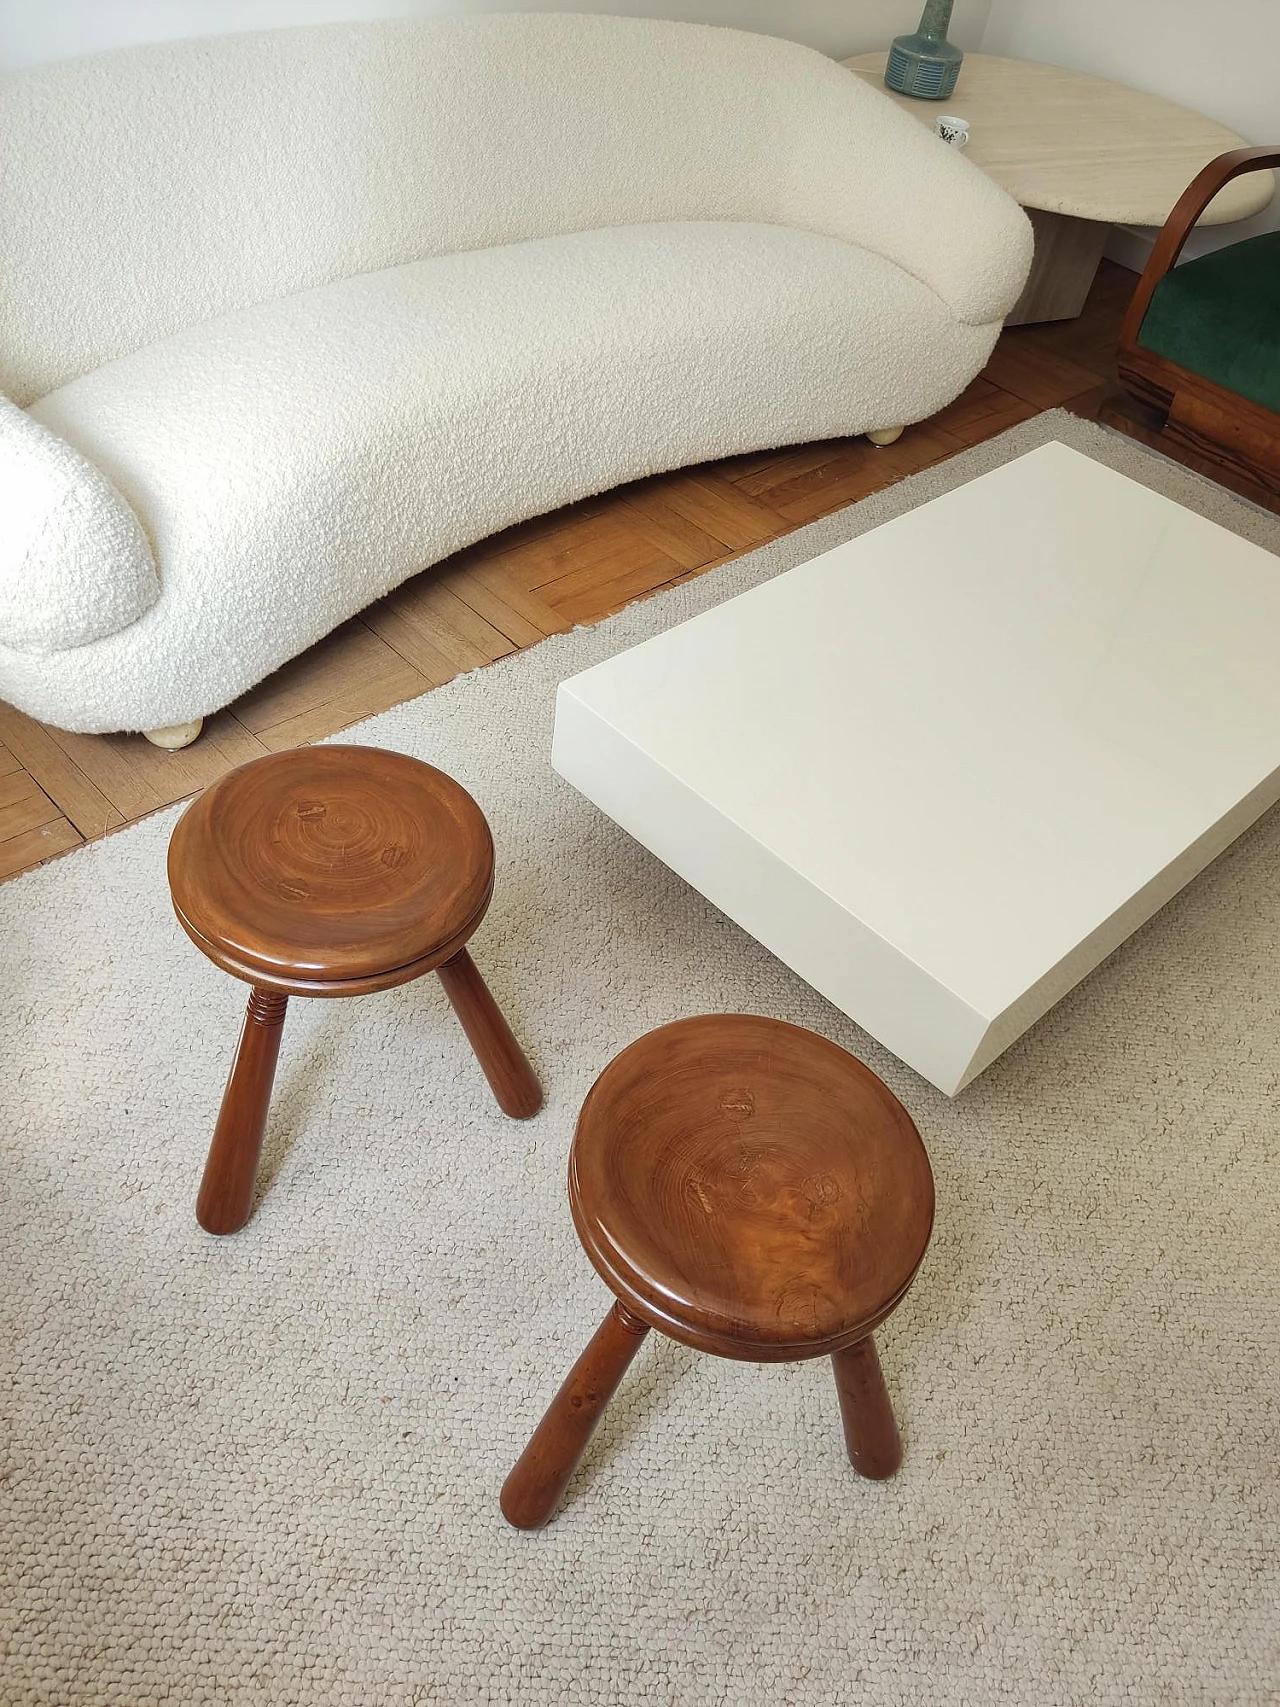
(936, 114), (970, 150)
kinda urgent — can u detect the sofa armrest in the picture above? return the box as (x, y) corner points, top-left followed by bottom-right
(0, 397), (160, 655)
(779, 59), (1034, 328)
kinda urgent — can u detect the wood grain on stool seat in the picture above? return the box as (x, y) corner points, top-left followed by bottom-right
(571, 1014), (934, 1360)
(168, 742), (540, 1234)
(168, 745), (493, 991)
(502, 1014), (933, 1528)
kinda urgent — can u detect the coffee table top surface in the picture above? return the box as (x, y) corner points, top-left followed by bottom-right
(844, 52), (1273, 228)
(558, 442), (1280, 1021)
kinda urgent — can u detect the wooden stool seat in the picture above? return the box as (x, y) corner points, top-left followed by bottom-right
(169, 745), (494, 993)
(502, 1014), (934, 1529)
(168, 744), (541, 1234)
(571, 1015), (933, 1361)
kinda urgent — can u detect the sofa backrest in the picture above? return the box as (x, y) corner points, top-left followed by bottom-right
(0, 14), (877, 404)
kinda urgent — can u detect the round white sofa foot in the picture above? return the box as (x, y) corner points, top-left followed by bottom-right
(866, 426), (905, 447)
(143, 718), (204, 750)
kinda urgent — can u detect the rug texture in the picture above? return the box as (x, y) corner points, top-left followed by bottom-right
(2, 412), (1278, 1706)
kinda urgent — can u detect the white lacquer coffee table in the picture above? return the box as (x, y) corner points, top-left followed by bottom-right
(552, 443), (1280, 1094)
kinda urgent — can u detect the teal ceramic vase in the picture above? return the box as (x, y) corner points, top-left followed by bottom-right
(885, 0), (963, 101)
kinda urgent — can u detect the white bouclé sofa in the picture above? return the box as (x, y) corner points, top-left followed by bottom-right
(0, 14), (1032, 746)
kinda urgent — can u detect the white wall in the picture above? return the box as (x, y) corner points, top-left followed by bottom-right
(0, 0), (992, 67)
(979, 0), (1280, 263)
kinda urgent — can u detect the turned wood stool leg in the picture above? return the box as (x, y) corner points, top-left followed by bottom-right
(501, 1300), (650, 1529)
(436, 947), (542, 1119)
(831, 1335), (903, 1480)
(196, 987), (289, 1236)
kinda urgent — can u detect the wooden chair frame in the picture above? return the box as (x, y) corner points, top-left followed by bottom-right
(1115, 147), (1280, 505)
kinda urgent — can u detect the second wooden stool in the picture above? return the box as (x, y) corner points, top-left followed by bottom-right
(168, 744), (541, 1234)
(501, 1013), (933, 1528)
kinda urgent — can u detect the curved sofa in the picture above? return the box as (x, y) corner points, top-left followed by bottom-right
(0, 14), (1032, 742)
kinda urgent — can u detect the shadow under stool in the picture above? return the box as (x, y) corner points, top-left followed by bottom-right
(501, 1012), (934, 1529)
(167, 743), (542, 1234)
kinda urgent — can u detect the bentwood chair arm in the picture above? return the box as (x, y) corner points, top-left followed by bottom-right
(1118, 147), (1280, 352)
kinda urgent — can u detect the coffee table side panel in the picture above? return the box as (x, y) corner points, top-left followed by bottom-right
(551, 682), (989, 1096)
(957, 760), (1280, 1091)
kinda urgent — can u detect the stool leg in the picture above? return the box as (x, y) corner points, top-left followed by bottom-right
(500, 1300), (650, 1530)
(196, 987), (289, 1236)
(436, 947), (542, 1119)
(831, 1335), (903, 1480)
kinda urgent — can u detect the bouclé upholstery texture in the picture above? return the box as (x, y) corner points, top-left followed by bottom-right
(0, 398), (159, 655)
(0, 13), (1032, 733)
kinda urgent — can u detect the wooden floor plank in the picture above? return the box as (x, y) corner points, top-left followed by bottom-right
(929, 376), (1009, 435)
(0, 741), (20, 778)
(1023, 264), (1135, 379)
(539, 539), (686, 620)
(464, 492), (609, 561)
(0, 771), (41, 813)
(980, 334), (1104, 411)
(252, 674), (432, 753)
(756, 444), (886, 517)
(362, 600), (471, 686)
(711, 444), (797, 484)
(531, 525), (678, 595)
(1061, 383), (1110, 423)
(458, 561), (571, 636)
(37, 726), (167, 822)
(88, 711), (272, 816)
(0, 709), (125, 838)
(0, 772), (62, 841)
(234, 619), (428, 734)
(640, 470), (790, 551)
(444, 567), (563, 648)
(730, 441), (858, 498)
(933, 390), (1040, 451)
(0, 816), (83, 881)
(551, 558), (695, 627)
(765, 426), (959, 525)
(397, 577), (517, 667)
(478, 509), (638, 593)
(613, 486), (729, 570)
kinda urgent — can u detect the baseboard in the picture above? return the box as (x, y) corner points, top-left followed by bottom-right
(1104, 226), (1156, 273)
(1104, 219), (1273, 275)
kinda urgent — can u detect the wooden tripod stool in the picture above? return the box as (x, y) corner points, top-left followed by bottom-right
(501, 1014), (933, 1529)
(168, 744), (542, 1235)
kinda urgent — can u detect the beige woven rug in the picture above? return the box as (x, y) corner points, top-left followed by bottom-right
(3, 412), (1277, 1706)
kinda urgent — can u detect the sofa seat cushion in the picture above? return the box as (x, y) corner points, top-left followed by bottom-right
(1137, 231), (1280, 415)
(21, 220), (996, 732)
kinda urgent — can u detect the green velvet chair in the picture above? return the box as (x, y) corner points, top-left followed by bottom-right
(1117, 147), (1280, 505)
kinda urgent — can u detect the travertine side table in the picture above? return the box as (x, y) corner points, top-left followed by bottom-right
(845, 53), (1274, 324)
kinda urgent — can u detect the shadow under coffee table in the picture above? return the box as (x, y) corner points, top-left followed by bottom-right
(552, 441), (1280, 1095)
